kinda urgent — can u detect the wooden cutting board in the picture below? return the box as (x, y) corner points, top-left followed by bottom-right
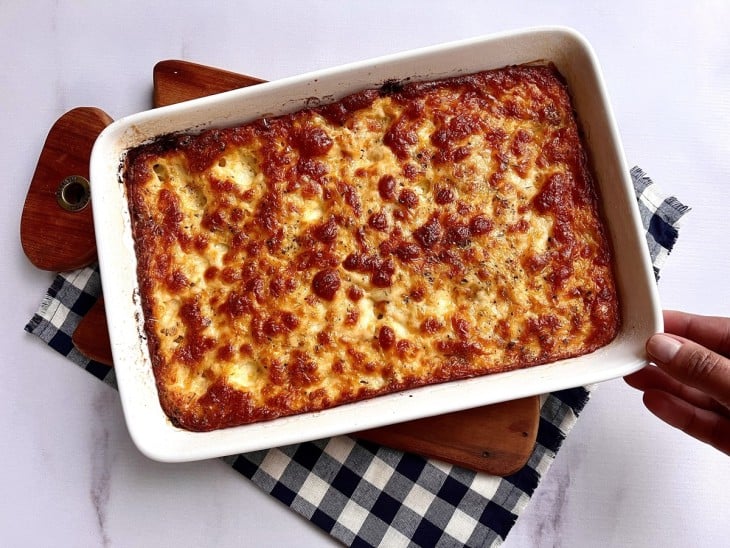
(22, 60), (540, 476)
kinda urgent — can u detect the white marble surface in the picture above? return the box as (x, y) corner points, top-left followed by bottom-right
(2, 2), (729, 546)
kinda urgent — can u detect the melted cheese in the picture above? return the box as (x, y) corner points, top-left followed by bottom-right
(124, 65), (620, 431)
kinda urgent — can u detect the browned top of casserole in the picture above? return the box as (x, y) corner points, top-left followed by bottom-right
(123, 64), (620, 432)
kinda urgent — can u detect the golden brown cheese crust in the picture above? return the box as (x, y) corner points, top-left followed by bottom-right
(124, 65), (620, 432)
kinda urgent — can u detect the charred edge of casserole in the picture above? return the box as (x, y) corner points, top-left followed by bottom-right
(123, 64), (620, 432)
(123, 153), (162, 388)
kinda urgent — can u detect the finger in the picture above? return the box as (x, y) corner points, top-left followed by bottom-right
(643, 389), (730, 456)
(624, 366), (730, 418)
(647, 333), (730, 409)
(663, 310), (730, 357)
(625, 365), (680, 391)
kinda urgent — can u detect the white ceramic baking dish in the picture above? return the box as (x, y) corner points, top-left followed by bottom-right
(90, 26), (661, 462)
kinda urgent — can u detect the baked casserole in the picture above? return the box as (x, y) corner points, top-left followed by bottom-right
(123, 64), (619, 431)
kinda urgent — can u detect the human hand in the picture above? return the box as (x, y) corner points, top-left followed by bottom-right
(624, 310), (730, 455)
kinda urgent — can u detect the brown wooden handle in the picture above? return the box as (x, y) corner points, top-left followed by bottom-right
(21, 107), (113, 271)
(71, 297), (111, 365)
(153, 59), (265, 107)
(356, 396), (540, 476)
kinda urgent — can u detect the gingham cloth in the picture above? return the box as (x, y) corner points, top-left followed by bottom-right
(25, 166), (688, 547)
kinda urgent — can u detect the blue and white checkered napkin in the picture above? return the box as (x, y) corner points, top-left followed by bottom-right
(25, 166), (688, 547)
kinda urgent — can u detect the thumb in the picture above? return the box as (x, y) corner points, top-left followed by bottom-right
(647, 333), (730, 409)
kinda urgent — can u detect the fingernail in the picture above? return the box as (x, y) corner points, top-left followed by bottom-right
(647, 334), (683, 363)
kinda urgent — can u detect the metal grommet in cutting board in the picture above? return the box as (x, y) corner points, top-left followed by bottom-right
(56, 175), (91, 212)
